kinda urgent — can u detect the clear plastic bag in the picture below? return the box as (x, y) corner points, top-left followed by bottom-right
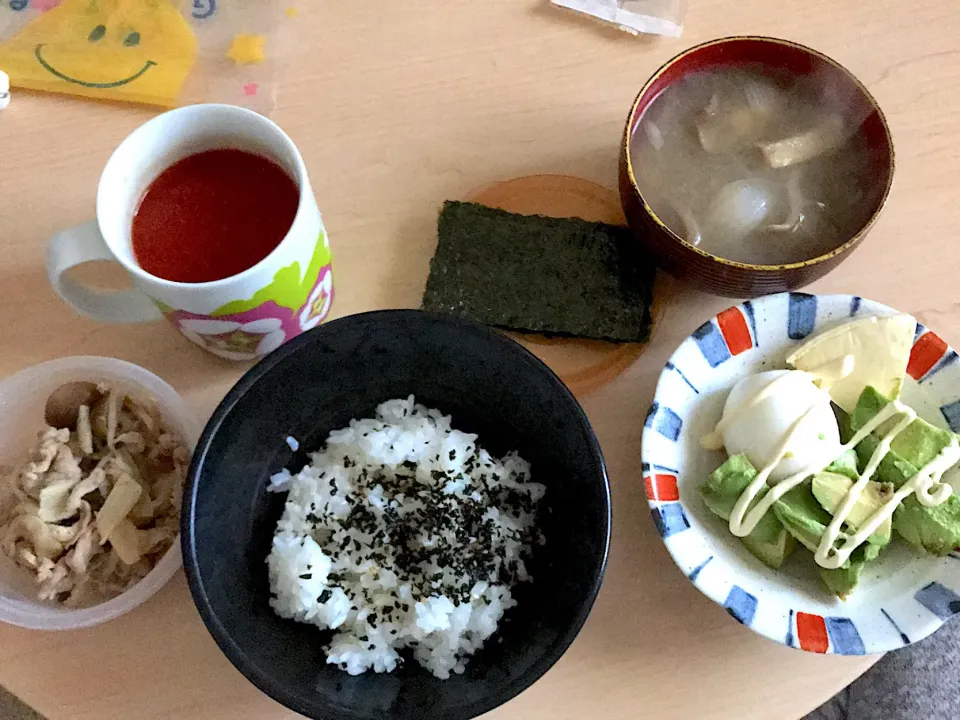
(552, 0), (687, 37)
(0, 0), (299, 112)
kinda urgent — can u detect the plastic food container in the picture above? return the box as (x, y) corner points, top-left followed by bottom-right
(0, 357), (198, 630)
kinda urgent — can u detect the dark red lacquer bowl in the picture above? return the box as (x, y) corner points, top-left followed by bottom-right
(619, 36), (894, 298)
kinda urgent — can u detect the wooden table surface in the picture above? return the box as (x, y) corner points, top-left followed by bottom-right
(2, 1), (960, 718)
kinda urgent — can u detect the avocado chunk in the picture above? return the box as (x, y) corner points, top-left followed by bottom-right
(894, 495), (960, 555)
(818, 544), (882, 600)
(854, 432), (924, 490)
(847, 386), (960, 554)
(836, 404), (906, 482)
(825, 448), (860, 481)
(856, 441), (960, 555)
(742, 526), (797, 570)
(850, 386), (955, 469)
(811, 472), (893, 546)
(773, 481), (889, 558)
(773, 482), (834, 553)
(819, 563), (861, 599)
(700, 454), (758, 518)
(772, 469), (884, 598)
(700, 455), (797, 569)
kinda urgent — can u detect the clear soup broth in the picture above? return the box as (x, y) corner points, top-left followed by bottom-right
(631, 62), (883, 266)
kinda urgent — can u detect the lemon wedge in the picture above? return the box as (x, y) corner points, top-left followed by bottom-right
(786, 314), (917, 413)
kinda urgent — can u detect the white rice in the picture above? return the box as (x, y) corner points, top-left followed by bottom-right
(266, 396), (545, 678)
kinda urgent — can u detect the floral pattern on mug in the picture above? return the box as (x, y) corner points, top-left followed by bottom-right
(299, 268), (333, 331)
(178, 317), (286, 361)
(165, 259), (335, 361)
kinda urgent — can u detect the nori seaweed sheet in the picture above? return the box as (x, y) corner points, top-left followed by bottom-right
(421, 201), (657, 343)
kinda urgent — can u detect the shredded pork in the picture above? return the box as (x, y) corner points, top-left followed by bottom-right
(0, 384), (188, 607)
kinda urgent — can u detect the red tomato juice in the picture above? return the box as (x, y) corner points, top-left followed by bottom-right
(132, 149), (299, 284)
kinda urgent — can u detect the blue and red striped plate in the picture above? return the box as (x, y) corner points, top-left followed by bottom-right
(642, 292), (960, 655)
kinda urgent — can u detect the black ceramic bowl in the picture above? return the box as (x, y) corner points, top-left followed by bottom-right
(182, 310), (611, 720)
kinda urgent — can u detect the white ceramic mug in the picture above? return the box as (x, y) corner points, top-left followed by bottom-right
(46, 104), (334, 361)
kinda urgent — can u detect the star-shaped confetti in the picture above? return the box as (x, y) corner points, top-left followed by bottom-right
(227, 34), (266, 65)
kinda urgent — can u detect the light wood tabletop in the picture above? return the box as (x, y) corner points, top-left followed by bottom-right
(2, 1), (960, 718)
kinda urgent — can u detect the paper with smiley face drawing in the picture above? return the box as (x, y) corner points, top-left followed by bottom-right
(0, 0), (197, 105)
(0, 0), (299, 110)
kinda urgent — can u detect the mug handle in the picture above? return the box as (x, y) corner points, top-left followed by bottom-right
(46, 221), (164, 323)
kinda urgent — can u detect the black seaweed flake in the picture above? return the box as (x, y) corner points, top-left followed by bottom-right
(318, 589), (332, 603)
(299, 573), (313, 580)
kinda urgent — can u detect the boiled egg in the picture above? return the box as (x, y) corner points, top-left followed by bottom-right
(720, 370), (841, 481)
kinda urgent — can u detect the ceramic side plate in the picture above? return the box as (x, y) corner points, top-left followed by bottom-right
(642, 292), (960, 655)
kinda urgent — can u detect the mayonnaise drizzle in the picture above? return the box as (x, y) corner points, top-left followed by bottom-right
(713, 375), (957, 569)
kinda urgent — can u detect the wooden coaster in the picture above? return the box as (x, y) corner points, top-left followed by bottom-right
(466, 174), (669, 395)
